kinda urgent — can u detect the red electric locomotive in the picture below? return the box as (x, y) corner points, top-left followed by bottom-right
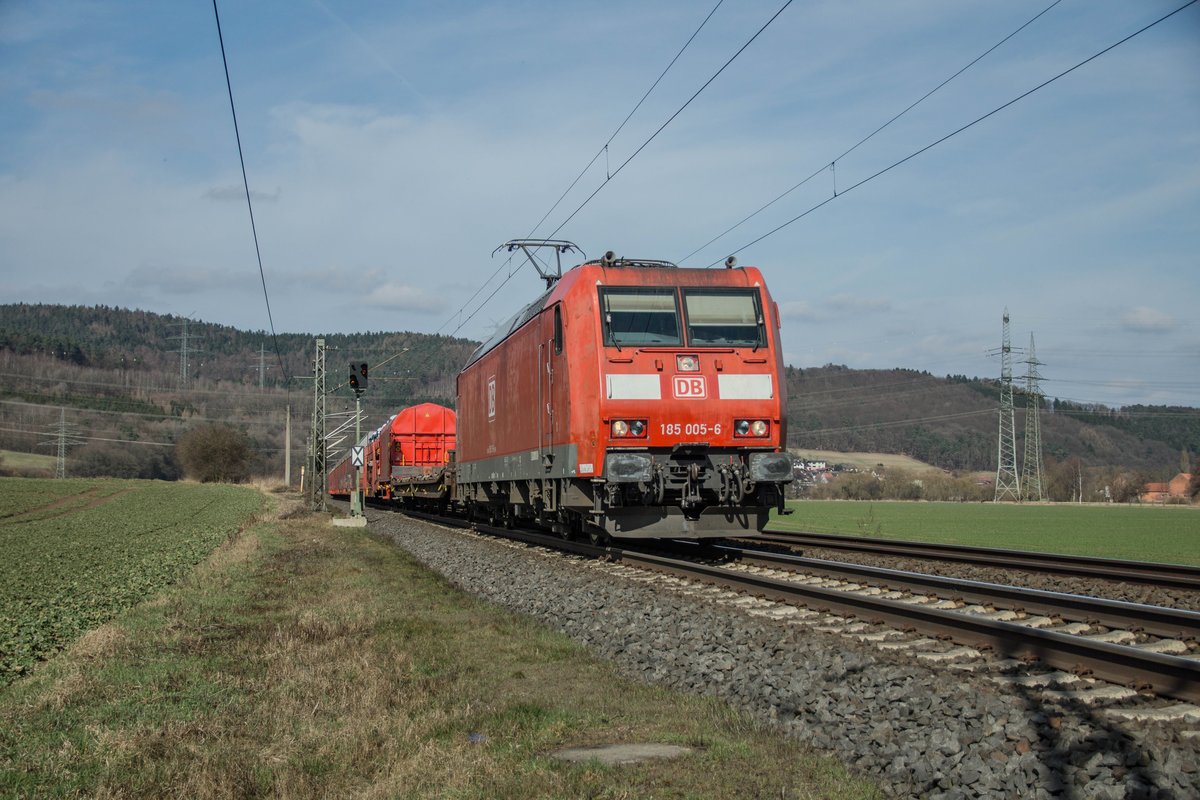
(327, 402), (456, 503)
(454, 241), (792, 541)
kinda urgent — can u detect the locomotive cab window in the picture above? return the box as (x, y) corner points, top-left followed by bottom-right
(553, 305), (563, 354)
(682, 288), (764, 347)
(600, 288), (681, 346)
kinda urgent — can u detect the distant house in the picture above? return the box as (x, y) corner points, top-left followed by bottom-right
(1140, 473), (1194, 503)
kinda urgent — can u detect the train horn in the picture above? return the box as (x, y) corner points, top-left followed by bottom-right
(602, 250), (617, 266)
(724, 256), (738, 269)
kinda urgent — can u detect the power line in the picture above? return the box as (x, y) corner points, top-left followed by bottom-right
(547, 0), (796, 240)
(793, 409), (994, 437)
(679, 0), (1064, 263)
(0, 398), (282, 426)
(0, 371), (292, 398)
(711, 0), (1200, 265)
(211, 0), (290, 385)
(4, 424), (174, 448)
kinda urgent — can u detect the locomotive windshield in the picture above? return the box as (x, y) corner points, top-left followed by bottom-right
(600, 286), (765, 347)
(601, 288), (682, 346)
(682, 288), (764, 347)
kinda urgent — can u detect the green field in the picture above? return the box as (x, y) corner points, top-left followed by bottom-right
(0, 477), (264, 684)
(0, 450), (56, 473)
(772, 500), (1200, 565)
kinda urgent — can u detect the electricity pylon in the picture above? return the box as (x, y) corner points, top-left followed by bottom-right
(990, 309), (1021, 502)
(39, 408), (83, 479)
(1022, 333), (1045, 501)
(168, 317), (204, 388)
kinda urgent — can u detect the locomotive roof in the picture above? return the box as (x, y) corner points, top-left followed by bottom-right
(462, 261), (762, 369)
(464, 286), (554, 368)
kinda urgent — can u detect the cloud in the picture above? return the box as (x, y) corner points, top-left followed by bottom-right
(363, 283), (445, 313)
(1121, 306), (1176, 334)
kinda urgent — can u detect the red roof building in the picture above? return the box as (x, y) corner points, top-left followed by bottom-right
(1140, 473), (1194, 503)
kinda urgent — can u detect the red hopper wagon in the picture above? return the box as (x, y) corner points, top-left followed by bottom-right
(328, 402), (456, 505)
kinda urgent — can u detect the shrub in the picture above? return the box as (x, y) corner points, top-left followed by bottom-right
(176, 425), (252, 483)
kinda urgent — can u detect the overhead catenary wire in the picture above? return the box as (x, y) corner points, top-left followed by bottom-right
(679, 0), (1065, 264)
(211, 0), (290, 385)
(527, 0), (727, 239)
(546, 0), (796, 241)
(435, 1), (729, 342)
(710, 0), (1200, 267)
(439, 0), (794, 344)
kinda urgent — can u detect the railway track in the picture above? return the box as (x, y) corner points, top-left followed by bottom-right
(389, 507), (1200, 706)
(744, 530), (1200, 591)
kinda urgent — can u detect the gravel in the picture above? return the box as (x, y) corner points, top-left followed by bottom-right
(372, 512), (1200, 799)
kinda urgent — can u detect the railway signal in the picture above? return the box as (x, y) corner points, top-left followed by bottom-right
(349, 362), (368, 396)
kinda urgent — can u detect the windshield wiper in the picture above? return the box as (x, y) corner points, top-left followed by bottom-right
(604, 312), (622, 352)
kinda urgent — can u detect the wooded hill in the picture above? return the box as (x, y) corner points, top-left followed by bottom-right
(0, 303), (475, 481)
(1, 303), (1195, 482)
(784, 365), (1198, 477)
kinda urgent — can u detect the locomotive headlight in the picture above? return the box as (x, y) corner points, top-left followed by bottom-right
(676, 354), (699, 372)
(734, 419), (770, 437)
(611, 419), (648, 438)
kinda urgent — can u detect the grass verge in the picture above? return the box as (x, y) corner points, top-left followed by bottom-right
(772, 499), (1200, 564)
(1, 508), (878, 799)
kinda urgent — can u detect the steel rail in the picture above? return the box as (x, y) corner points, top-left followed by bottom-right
(446, 520), (1200, 704)
(711, 543), (1200, 641)
(744, 531), (1200, 591)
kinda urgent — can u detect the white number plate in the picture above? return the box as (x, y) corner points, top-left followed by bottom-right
(659, 422), (722, 436)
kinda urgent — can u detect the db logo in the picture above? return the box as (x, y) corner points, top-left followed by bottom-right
(673, 375), (707, 399)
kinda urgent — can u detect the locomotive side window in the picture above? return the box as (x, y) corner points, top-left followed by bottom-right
(682, 288), (764, 347)
(553, 305), (563, 354)
(600, 288), (681, 346)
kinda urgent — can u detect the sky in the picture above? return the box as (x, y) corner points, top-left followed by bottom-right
(1, 0), (1197, 408)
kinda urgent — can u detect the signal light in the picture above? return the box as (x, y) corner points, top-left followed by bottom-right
(349, 362), (368, 395)
(676, 354), (699, 372)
